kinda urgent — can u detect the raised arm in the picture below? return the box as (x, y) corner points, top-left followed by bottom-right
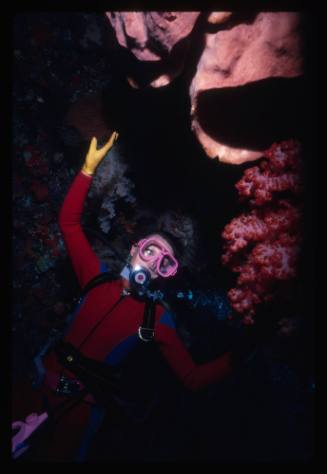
(58, 132), (119, 288)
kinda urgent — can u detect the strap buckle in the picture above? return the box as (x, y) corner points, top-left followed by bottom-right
(138, 326), (154, 342)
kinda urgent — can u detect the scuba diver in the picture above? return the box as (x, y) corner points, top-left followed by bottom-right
(12, 132), (237, 462)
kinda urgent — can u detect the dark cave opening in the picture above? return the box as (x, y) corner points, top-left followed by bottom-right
(196, 76), (307, 151)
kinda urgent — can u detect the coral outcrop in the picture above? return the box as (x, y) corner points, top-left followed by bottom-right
(106, 11), (303, 163)
(105, 12), (201, 88)
(221, 140), (304, 324)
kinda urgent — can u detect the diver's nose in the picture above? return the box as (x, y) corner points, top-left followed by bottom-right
(147, 261), (157, 274)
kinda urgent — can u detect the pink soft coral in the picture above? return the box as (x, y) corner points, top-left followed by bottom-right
(221, 140), (303, 324)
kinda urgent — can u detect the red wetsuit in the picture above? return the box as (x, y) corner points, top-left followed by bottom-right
(13, 171), (232, 461)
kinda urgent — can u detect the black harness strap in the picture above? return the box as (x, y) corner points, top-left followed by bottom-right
(79, 272), (113, 301)
(138, 299), (156, 342)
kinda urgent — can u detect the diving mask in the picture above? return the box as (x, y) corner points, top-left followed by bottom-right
(137, 237), (178, 278)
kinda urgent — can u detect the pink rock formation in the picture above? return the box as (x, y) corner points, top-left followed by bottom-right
(207, 12), (233, 24)
(106, 11), (304, 164)
(190, 12), (303, 164)
(105, 12), (201, 88)
(192, 12), (302, 91)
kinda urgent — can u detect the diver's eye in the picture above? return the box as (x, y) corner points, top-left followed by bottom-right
(144, 248), (153, 256)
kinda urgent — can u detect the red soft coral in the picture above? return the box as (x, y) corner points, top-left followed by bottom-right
(236, 139), (303, 207)
(222, 140), (303, 324)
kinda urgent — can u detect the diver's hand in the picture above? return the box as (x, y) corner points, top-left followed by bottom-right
(81, 131), (119, 176)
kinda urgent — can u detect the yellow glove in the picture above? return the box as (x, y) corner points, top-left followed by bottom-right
(81, 131), (119, 176)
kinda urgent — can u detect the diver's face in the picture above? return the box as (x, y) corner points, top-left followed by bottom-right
(130, 234), (176, 280)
